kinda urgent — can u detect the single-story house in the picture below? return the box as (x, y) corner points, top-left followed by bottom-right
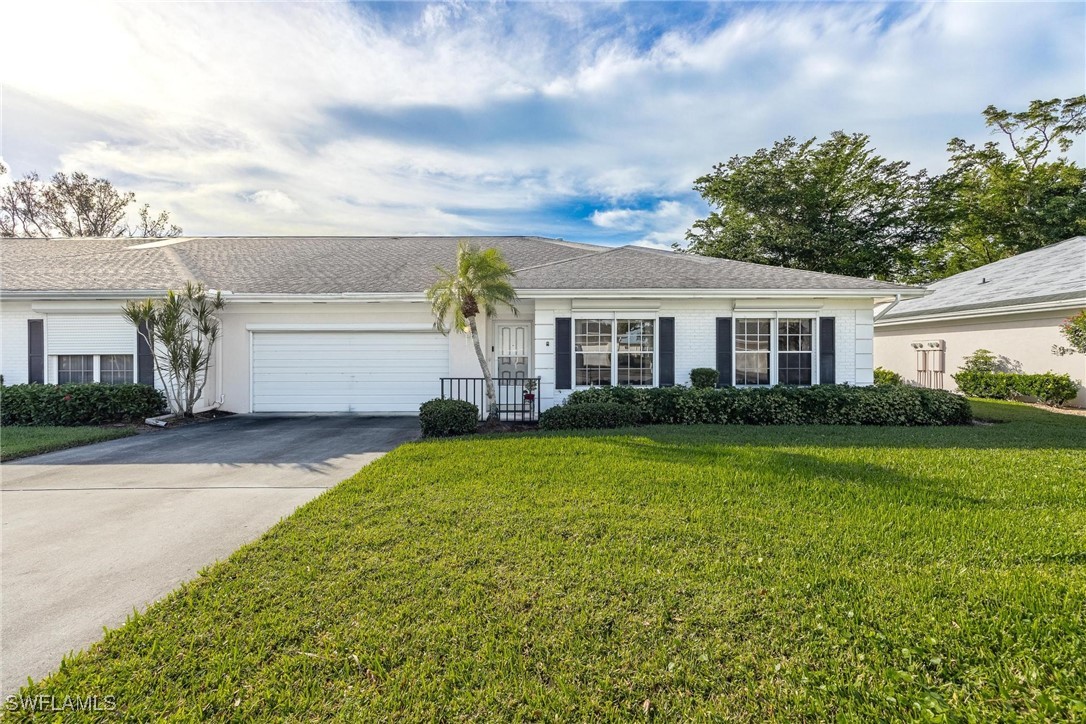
(874, 236), (1086, 407)
(1, 236), (922, 417)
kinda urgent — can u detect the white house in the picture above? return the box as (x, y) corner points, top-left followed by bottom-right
(1, 236), (923, 417)
(874, 236), (1086, 407)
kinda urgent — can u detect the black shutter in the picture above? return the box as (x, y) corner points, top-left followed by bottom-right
(658, 317), (675, 386)
(819, 317), (836, 384)
(555, 317), (572, 390)
(716, 318), (732, 387)
(137, 322), (155, 386)
(27, 319), (44, 384)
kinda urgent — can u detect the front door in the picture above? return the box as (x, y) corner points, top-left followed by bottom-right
(494, 322), (532, 380)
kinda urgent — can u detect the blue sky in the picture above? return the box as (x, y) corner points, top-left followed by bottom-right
(2, 1), (1083, 247)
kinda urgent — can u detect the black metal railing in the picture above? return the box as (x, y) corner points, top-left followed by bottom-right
(440, 377), (542, 423)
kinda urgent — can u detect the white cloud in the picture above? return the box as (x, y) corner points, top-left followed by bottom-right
(1, 1), (1081, 239)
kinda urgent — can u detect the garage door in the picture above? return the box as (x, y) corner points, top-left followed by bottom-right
(251, 331), (448, 413)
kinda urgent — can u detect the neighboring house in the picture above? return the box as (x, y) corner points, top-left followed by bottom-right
(874, 236), (1086, 407)
(1, 236), (921, 417)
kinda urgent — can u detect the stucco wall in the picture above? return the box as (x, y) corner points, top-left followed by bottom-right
(874, 309), (1086, 407)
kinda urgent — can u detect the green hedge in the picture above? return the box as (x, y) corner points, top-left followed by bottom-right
(873, 367), (904, 386)
(538, 402), (641, 431)
(556, 384), (971, 427)
(419, 399), (479, 437)
(0, 383), (166, 426)
(689, 368), (719, 389)
(953, 370), (1079, 406)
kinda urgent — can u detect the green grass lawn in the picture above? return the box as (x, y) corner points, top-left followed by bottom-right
(10, 401), (1086, 720)
(0, 425), (136, 461)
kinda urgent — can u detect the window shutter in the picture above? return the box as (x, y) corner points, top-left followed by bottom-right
(819, 317), (836, 384)
(555, 317), (572, 390)
(137, 322), (155, 386)
(27, 319), (44, 384)
(658, 317), (675, 386)
(715, 318), (732, 387)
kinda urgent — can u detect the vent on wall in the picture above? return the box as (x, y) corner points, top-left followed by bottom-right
(911, 340), (945, 388)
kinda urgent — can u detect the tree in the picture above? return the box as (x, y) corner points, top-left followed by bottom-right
(0, 165), (182, 238)
(925, 96), (1086, 275)
(122, 283), (225, 418)
(426, 243), (519, 424)
(684, 132), (936, 281)
(1053, 310), (1086, 356)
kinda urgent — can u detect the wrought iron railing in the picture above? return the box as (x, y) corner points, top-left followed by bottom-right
(440, 377), (542, 422)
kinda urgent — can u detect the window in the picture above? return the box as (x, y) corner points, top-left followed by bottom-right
(735, 319), (771, 385)
(617, 320), (654, 386)
(100, 354), (134, 385)
(57, 355), (94, 384)
(575, 317), (656, 386)
(734, 317), (817, 386)
(777, 319), (813, 385)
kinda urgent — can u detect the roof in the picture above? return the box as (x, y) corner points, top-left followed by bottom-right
(879, 236), (1086, 322)
(0, 235), (918, 297)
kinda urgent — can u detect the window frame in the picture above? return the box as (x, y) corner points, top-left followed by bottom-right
(572, 313), (658, 389)
(100, 354), (136, 385)
(52, 353), (136, 385)
(56, 354), (96, 384)
(731, 314), (822, 387)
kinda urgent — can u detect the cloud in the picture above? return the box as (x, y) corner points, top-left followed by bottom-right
(2, 1), (1081, 242)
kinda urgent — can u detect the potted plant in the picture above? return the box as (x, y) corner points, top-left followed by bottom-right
(522, 378), (537, 403)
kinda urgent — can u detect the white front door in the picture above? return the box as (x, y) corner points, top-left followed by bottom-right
(494, 322), (532, 380)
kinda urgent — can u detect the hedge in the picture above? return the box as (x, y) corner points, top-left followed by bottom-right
(554, 384), (971, 428)
(689, 368), (719, 389)
(538, 402), (641, 431)
(953, 370), (1079, 406)
(419, 398), (479, 437)
(0, 383), (167, 426)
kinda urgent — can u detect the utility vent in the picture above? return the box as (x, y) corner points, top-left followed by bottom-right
(911, 340), (945, 388)
(979, 277), (989, 284)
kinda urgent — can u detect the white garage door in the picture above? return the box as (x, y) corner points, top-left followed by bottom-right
(252, 331), (448, 413)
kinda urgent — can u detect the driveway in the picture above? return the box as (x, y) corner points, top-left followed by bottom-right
(0, 414), (419, 697)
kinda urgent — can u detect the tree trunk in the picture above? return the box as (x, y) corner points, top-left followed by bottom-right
(467, 315), (497, 424)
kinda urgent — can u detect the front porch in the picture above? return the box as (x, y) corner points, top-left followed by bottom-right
(440, 377), (542, 422)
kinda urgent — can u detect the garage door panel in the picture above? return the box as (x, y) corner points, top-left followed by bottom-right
(251, 331), (449, 413)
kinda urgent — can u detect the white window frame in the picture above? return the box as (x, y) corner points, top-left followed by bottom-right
(731, 313), (821, 387)
(52, 353), (136, 385)
(572, 313), (659, 389)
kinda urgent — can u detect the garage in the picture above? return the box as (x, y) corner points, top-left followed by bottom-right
(251, 329), (449, 413)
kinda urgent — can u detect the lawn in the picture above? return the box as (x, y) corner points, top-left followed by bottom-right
(0, 425), (136, 461)
(10, 401), (1086, 720)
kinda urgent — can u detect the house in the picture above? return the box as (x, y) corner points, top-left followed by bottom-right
(874, 236), (1086, 407)
(0, 236), (922, 417)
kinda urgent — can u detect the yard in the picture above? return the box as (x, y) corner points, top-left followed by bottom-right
(10, 400), (1086, 720)
(0, 425), (136, 461)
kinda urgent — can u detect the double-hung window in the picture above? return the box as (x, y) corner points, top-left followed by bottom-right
(575, 317), (655, 386)
(55, 354), (135, 385)
(57, 355), (95, 384)
(733, 317), (816, 386)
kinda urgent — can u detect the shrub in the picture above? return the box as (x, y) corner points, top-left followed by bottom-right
(873, 367), (903, 386)
(1053, 310), (1086, 356)
(689, 368), (719, 389)
(960, 349), (1001, 373)
(554, 384), (970, 427)
(419, 399), (479, 437)
(0, 383), (166, 426)
(538, 402), (641, 431)
(952, 371), (1079, 406)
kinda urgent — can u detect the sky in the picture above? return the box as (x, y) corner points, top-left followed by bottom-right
(1, 0), (1083, 248)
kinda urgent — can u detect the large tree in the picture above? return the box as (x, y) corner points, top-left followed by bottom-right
(0, 164), (181, 238)
(684, 132), (935, 281)
(924, 96), (1086, 275)
(427, 243), (519, 425)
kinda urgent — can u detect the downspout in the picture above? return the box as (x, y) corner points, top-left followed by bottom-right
(874, 293), (903, 322)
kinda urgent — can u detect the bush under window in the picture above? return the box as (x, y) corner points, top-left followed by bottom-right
(419, 399), (479, 437)
(0, 383), (166, 426)
(689, 368), (719, 389)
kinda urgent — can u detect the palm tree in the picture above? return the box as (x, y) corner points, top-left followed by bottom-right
(427, 242), (518, 423)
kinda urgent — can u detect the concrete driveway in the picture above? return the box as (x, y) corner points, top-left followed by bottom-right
(0, 414), (419, 696)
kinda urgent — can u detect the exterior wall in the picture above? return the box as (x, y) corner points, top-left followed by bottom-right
(874, 309), (1086, 407)
(0, 300), (43, 385)
(534, 296), (872, 411)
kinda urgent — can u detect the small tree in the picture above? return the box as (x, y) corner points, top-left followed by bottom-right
(1053, 310), (1086, 356)
(122, 283), (225, 417)
(426, 242), (518, 424)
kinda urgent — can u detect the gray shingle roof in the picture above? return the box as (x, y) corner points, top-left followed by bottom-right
(0, 236), (916, 295)
(880, 236), (1086, 321)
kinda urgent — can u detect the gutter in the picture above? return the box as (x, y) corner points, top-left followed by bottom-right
(873, 293), (903, 322)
